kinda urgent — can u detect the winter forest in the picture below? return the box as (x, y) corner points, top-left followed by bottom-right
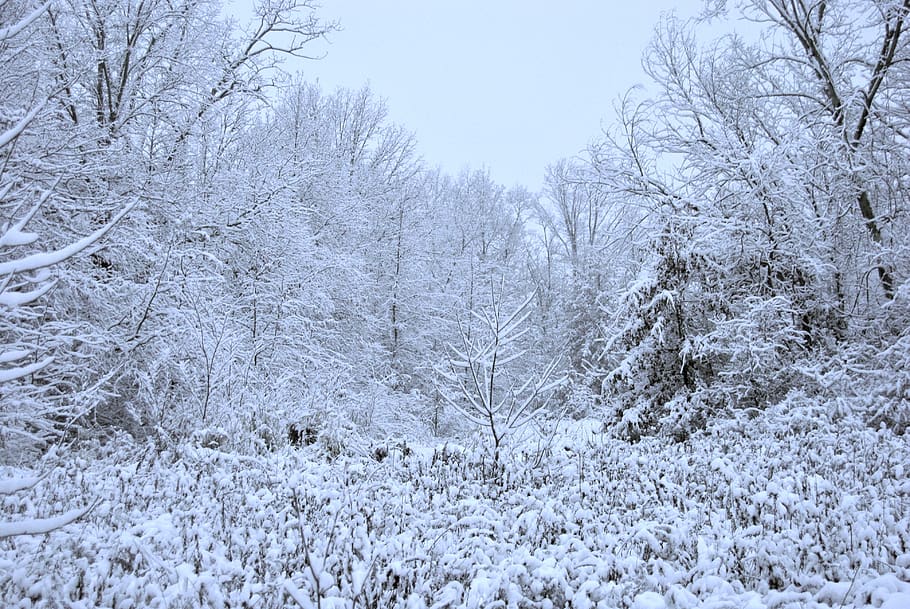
(1, 0), (909, 607)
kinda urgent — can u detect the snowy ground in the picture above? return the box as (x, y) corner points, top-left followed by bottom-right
(1, 399), (909, 608)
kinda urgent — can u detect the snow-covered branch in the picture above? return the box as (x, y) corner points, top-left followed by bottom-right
(0, 504), (95, 539)
(439, 284), (565, 457)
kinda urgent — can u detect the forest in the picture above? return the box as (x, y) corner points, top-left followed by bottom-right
(1, 0), (908, 607)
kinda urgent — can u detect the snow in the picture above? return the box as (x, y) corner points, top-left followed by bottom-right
(283, 579), (316, 609)
(0, 226), (38, 247)
(0, 404), (906, 608)
(0, 476), (40, 495)
(632, 591), (666, 609)
(0, 355), (53, 383)
(0, 281), (56, 307)
(0, 350), (32, 365)
(881, 593), (910, 609)
(2, 0), (908, 607)
(0, 100), (46, 149)
(0, 199), (135, 276)
(0, 505), (91, 538)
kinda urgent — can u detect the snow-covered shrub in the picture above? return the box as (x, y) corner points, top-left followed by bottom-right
(862, 281), (910, 434)
(688, 294), (808, 410)
(3, 400), (907, 608)
(866, 333), (910, 434)
(595, 211), (845, 441)
(596, 226), (707, 439)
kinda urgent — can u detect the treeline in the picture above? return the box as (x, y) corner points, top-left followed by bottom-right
(1, 0), (908, 462)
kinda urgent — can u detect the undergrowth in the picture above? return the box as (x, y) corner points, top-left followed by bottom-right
(1, 396), (908, 608)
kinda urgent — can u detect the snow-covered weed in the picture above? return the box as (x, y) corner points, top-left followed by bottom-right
(1, 402), (907, 608)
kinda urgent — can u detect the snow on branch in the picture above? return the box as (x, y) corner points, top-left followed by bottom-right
(0, 1), (52, 42)
(0, 475), (42, 495)
(0, 200), (136, 277)
(0, 100), (46, 150)
(0, 503), (96, 540)
(438, 282), (565, 457)
(0, 356), (54, 384)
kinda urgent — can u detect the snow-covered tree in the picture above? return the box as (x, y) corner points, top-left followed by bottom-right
(438, 284), (563, 458)
(25, 0), (336, 440)
(579, 0), (910, 437)
(0, 0), (138, 458)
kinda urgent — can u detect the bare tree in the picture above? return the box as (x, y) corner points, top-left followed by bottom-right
(540, 159), (612, 269)
(44, 0), (336, 149)
(438, 283), (563, 459)
(738, 0), (910, 299)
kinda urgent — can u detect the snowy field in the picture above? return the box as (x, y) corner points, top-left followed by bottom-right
(2, 400), (908, 609)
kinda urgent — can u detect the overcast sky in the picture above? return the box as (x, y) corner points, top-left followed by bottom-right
(231, 1), (716, 191)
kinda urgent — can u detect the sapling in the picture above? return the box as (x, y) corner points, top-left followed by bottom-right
(437, 281), (564, 463)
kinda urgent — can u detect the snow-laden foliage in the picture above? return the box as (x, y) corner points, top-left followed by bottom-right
(2, 401), (907, 608)
(566, 0), (910, 437)
(2, 0), (909, 604)
(0, 0), (138, 459)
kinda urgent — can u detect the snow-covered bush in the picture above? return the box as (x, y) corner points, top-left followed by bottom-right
(2, 397), (907, 608)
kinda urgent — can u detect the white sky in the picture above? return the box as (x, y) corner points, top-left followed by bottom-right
(229, 1), (717, 191)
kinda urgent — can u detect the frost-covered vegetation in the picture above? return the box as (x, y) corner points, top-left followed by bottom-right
(2, 0), (910, 606)
(3, 403), (909, 608)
